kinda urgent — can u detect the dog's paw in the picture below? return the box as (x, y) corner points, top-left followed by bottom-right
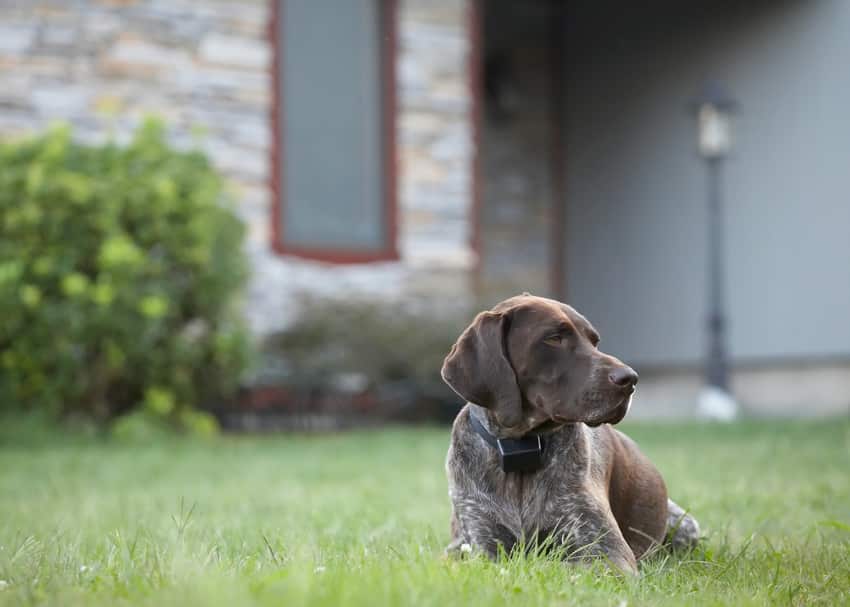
(665, 498), (701, 550)
(444, 540), (475, 559)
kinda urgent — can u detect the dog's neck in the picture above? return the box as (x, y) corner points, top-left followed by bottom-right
(469, 403), (571, 440)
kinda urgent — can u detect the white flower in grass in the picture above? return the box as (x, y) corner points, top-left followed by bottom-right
(314, 566), (326, 574)
(460, 543), (472, 554)
(0, 580), (8, 590)
(499, 568), (508, 576)
(79, 565), (89, 573)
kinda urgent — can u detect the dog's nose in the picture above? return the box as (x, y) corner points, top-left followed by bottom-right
(609, 366), (639, 388)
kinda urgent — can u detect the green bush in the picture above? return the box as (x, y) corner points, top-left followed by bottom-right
(0, 121), (251, 432)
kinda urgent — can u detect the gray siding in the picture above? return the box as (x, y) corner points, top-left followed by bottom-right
(563, 0), (850, 367)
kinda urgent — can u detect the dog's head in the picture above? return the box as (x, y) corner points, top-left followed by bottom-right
(441, 293), (638, 435)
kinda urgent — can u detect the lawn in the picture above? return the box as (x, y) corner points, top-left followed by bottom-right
(1, 419), (848, 606)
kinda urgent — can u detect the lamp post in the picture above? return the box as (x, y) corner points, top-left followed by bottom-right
(692, 83), (738, 421)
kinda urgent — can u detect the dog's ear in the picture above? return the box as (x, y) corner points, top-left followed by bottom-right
(441, 311), (522, 428)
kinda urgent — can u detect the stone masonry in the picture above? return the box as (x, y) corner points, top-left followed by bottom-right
(0, 0), (476, 335)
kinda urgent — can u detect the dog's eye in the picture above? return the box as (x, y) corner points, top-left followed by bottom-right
(543, 334), (565, 346)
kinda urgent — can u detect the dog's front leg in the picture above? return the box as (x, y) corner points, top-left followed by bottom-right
(551, 499), (638, 575)
(445, 503), (516, 559)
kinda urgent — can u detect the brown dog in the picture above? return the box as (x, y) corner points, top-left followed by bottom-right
(442, 294), (699, 574)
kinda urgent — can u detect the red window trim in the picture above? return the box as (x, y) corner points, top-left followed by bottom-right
(268, 0), (399, 264)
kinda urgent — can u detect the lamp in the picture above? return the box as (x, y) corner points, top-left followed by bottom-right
(691, 82), (738, 421)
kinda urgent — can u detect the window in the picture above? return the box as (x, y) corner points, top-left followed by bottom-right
(271, 0), (398, 263)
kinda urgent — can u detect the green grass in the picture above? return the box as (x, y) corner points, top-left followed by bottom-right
(1, 419), (849, 606)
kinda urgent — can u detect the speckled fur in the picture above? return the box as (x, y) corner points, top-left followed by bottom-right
(445, 405), (701, 574)
(442, 295), (701, 574)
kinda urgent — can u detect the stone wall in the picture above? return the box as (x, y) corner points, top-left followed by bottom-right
(397, 0), (475, 300)
(479, 0), (560, 302)
(0, 0), (476, 335)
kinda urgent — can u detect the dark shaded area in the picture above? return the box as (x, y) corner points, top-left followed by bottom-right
(210, 297), (469, 431)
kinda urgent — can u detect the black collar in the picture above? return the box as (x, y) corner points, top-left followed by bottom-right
(468, 410), (548, 473)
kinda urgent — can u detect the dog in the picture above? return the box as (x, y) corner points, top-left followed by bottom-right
(442, 294), (700, 574)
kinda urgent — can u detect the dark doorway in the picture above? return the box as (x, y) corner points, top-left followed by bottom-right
(477, 0), (565, 301)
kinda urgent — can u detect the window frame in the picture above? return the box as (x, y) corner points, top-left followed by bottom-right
(269, 0), (399, 263)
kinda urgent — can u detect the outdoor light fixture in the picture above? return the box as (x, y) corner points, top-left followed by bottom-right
(691, 82), (739, 421)
(694, 83), (736, 159)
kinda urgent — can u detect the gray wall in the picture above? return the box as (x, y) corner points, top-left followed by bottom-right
(563, 0), (850, 367)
